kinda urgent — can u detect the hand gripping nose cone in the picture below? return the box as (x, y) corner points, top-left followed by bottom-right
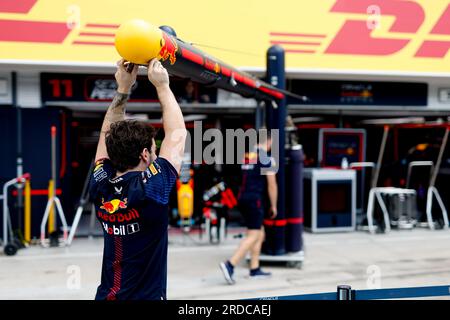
(114, 19), (163, 65)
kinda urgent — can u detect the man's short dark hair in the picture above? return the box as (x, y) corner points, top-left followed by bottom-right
(105, 120), (156, 172)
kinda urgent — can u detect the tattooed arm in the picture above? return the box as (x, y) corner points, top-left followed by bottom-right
(95, 59), (138, 162)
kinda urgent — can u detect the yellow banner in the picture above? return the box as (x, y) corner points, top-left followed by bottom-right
(1, 0), (450, 74)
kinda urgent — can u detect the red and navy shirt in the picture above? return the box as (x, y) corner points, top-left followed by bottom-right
(238, 148), (276, 201)
(89, 157), (177, 300)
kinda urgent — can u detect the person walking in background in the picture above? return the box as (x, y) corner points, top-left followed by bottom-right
(220, 133), (278, 284)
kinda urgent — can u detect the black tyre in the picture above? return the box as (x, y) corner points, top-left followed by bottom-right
(4, 244), (18, 256)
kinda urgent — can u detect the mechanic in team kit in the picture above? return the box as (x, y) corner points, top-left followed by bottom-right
(90, 59), (186, 300)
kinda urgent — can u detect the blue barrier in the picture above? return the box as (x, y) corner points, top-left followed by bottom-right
(354, 285), (450, 300)
(253, 284), (450, 300)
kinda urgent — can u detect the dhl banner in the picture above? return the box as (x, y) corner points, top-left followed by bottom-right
(1, 0), (450, 74)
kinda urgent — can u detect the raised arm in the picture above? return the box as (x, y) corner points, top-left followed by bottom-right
(95, 59), (138, 162)
(147, 59), (187, 173)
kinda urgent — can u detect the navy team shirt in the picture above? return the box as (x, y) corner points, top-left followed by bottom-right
(238, 147), (276, 200)
(89, 157), (177, 300)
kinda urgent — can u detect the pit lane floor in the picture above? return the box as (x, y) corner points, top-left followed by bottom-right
(1, 227), (450, 300)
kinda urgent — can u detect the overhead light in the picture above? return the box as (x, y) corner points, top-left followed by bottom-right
(359, 117), (425, 125)
(424, 118), (447, 125)
(291, 116), (324, 123)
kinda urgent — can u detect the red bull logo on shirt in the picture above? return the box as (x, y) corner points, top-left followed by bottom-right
(158, 32), (178, 65)
(100, 198), (128, 214)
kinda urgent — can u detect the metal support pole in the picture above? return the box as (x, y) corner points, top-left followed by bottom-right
(337, 285), (352, 300)
(263, 45), (286, 255)
(371, 126), (389, 189)
(13, 72), (24, 234)
(3, 179), (16, 246)
(68, 160), (94, 245)
(285, 145), (304, 253)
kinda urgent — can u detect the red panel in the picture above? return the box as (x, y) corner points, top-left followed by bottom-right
(72, 41), (114, 46)
(233, 72), (244, 83)
(326, 0), (425, 56)
(12, 189), (62, 196)
(204, 58), (216, 71)
(264, 217), (303, 225)
(287, 217), (304, 224)
(270, 40), (321, 46)
(326, 20), (410, 55)
(259, 86), (284, 99)
(78, 32), (115, 37)
(241, 76), (256, 88)
(181, 48), (204, 65)
(263, 219), (287, 227)
(220, 66), (231, 77)
(431, 4), (450, 35)
(0, 20), (70, 43)
(330, 0), (424, 33)
(415, 40), (450, 58)
(0, 0), (37, 13)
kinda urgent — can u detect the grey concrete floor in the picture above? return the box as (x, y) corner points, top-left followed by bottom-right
(1, 227), (450, 300)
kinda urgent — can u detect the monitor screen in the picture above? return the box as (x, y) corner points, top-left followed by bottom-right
(319, 129), (365, 167)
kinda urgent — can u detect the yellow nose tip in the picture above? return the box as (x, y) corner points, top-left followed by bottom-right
(114, 19), (163, 65)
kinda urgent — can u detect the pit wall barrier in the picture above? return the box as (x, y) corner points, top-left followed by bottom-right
(252, 284), (450, 300)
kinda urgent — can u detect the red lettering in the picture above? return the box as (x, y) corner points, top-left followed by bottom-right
(430, 4), (450, 35)
(415, 41), (450, 58)
(414, 4), (450, 58)
(130, 209), (140, 219)
(98, 209), (140, 222)
(61, 79), (73, 97)
(326, 0), (425, 56)
(48, 79), (73, 98)
(49, 79), (61, 97)
(0, 0), (37, 14)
